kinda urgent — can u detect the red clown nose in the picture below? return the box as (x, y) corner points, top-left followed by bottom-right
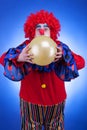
(39, 29), (44, 35)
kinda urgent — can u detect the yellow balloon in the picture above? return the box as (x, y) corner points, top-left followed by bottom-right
(28, 36), (57, 66)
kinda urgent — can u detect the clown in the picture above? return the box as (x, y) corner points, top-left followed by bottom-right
(0, 10), (85, 130)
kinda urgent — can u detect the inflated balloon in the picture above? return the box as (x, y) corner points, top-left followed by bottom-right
(28, 36), (57, 66)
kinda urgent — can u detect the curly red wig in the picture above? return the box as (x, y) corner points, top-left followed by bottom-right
(24, 10), (61, 41)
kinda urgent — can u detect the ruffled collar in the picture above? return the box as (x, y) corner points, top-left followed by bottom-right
(30, 62), (55, 72)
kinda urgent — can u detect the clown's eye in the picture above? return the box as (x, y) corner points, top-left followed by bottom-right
(36, 28), (40, 31)
(44, 27), (49, 31)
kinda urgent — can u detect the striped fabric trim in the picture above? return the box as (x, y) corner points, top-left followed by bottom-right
(20, 98), (65, 130)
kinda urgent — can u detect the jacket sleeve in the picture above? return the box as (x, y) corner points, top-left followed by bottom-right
(0, 52), (6, 66)
(1, 41), (32, 81)
(54, 42), (79, 81)
(72, 52), (85, 70)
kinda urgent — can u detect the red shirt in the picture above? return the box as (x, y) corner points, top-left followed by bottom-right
(20, 70), (66, 105)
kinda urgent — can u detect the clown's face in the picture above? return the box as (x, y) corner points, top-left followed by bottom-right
(35, 23), (50, 37)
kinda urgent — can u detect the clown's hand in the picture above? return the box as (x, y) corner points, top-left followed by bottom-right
(54, 46), (62, 62)
(17, 44), (34, 64)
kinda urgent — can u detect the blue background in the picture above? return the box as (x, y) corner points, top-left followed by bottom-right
(0, 0), (87, 130)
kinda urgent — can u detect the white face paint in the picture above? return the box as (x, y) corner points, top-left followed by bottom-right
(35, 23), (50, 37)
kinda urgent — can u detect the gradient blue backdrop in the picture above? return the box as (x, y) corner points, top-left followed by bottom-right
(0, 0), (87, 130)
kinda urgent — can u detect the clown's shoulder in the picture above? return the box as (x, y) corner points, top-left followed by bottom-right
(56, 40), (85, 70)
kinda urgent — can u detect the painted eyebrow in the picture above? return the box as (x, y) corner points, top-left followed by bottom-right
(36, 24), (49, 28)
(36, 25), (41, 28)
(43, 24), (49, 27)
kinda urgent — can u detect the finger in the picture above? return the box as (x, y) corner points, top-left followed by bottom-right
(55, 55), (62, 59)
(57, 46), (62, 52)
(26, 59), (34, 64)
(55, 54), (62, 59)
(26, 53), (34, 57)
(25, 60), (33, 63)
(56, 52), (62, 56)
(54, 59), (59, 62)
(25, 45), (31, 53)
(54, 55), (62, 62)
(26, 56), (34, 61)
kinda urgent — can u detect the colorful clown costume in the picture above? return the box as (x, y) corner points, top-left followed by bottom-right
(0, 39), (85, 130)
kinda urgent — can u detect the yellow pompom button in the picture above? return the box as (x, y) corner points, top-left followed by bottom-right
(41, 84), (46, 88)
